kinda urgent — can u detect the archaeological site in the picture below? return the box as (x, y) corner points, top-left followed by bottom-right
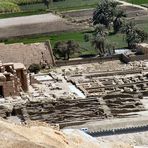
(0, 0), (148, 147)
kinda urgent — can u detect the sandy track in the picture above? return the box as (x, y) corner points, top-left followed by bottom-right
(0, 13), (62, 28)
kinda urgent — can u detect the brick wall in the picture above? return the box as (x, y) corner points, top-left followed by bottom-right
(0, 42), (55, 68)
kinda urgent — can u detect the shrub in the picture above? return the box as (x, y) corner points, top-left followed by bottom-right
(28, 63), (41, 74)
(0, 1), (20, 13)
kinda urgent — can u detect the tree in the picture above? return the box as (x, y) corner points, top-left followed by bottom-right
(93, 0), (126, 33)
(93, 0), (119, 28)
(88, 24), (109, 57)
(91, 35), (106, 56)
(121, 22), (148, 48)
(113, 10), (126, 33)
(53, 40), (79, 60)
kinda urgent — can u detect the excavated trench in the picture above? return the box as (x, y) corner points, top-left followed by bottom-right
(25, 98), (106, 125)
(103, 94), (145, 118)
(0, 93), (145, 128)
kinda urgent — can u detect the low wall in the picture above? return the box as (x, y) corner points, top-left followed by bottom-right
(120, 54), (148, 63)
(0, 41), (55, 68)
(130, 54), (148, 62)
(55, 55), (120, 67)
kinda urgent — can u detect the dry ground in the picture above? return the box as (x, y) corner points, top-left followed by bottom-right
(0, 119), (132, 148)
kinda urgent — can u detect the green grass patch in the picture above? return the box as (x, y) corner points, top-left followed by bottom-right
(3, 31), (127, 57)
(0, 1), (20, 13)
(137, 23), (148, 33)
(0, 10), (49, 18)
(3, 21), (148, 57)
(141, 4), (148, 8)
(0, 0), (99, 18)
(122, 0), (148, 5)
(20, 0), (99, 12)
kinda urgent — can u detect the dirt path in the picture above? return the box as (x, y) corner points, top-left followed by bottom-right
(0, 13), (62, 28)
(0, 13), (84, 39)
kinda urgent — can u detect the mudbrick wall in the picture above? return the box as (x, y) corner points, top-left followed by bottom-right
(0, 42), (55, 68)
(56, 55), (119, 66)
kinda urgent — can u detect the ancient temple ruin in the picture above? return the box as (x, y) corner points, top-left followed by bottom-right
(0, 61), (28, 97)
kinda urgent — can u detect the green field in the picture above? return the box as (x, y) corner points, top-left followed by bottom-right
(0, 0), (99, 18)
(3, 21), (147, 58)
(2, 31), (127, 58)
(20, 0), (99, 12)
(122, 0), (148, 5)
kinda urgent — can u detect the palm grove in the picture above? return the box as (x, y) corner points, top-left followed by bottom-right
(53, 0), (148, 60)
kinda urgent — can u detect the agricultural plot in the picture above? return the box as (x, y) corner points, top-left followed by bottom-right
(0, 1), (20, 13)
(3, 19), (148, 58)
(20, 0), (100, 11)
(0, 0), (100, 18)
(0, 0), (43, 13)
(122, 0), (148, 5)
(141, 4), (148, 8)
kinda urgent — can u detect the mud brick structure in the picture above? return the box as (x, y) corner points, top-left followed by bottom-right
(67, 69), (148, 98)
(0, 41), (55, 68)
(0, 61), (28, 97)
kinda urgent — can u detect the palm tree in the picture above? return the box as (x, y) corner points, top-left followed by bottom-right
(113, 10), (126, 33)
(121, 21), (135, 35)
(91, 24), (109, 56)
(121, 22), (148, 48)
(93, 0), (119, 28)
(91, 35), (106, 56)
(93, 24), (108, 36)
